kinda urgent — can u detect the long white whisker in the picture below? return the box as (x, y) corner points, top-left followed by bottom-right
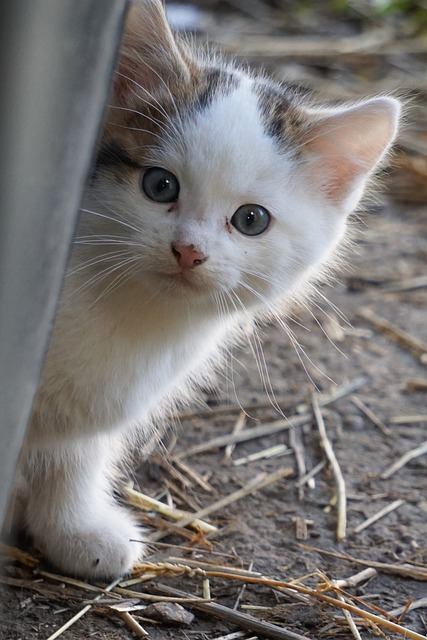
(80, 208), (143, 235)
(66, 255), (138, 300)
(300, 301), (347, 358)
(238, 279), (335, 388)
(227, 288), (285, 416)
(87, 259), (141, 309)
(67, 249), (134, 276)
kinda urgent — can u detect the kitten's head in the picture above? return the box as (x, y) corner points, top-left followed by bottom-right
(83, 0), (400, 317)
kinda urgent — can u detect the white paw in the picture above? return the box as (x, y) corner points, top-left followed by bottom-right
(35, 506), (144, 580)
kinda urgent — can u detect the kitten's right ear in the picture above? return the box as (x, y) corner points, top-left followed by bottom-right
(114, 0), (191, 103)
(301, 97), (401, 211)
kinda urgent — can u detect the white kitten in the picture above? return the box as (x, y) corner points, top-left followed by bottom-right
(14, 0), (400, 578)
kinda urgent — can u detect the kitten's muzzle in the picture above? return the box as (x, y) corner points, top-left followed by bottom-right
(171, 243), (208, 270)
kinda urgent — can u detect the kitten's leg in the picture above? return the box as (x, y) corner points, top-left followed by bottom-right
(23, 436), (143, 579)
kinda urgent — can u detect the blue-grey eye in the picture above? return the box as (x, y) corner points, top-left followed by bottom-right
(142, 167), (180, 203)
(230, 204), (271, 236)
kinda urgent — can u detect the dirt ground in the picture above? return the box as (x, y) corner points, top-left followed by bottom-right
(1, 2), (426, 639)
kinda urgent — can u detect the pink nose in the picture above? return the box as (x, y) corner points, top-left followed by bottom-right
(171, 244), (208, 270)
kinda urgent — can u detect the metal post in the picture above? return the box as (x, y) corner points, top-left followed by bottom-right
(0, 0), (128, 526)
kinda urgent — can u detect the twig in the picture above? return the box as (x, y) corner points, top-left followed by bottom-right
(350, 395), (392, 436)
(380, 275), (427, 293)
(38, 570), (119, 595)
(114, 584), (212, 603)
(224, 410), (246, 461)
(233, 561), (253, 610)
(155, 583), (314, 640)
(333, 568), (377, 589)
(406, 378), (427, 393)
(289, 427), (307, 500)
(173, 457), (217, 494)
(176, 377), (367, 459)
(312, 394), (347, 541)
(211, 633), (251, 640)
(296, 460), (326, 488)
(299, 545), (427, 581)
(148, 467), (293, 542)
(113, 610), (149, 637)
(353, 499), (405, 533)
(164, 557), (262, 578)
(46, 576), (122, 640)
(359, 308), (427, 361)
(336, 592), (363, 640)
(388, 597), (427, 619)
(381, 441), (427, 479)
(232, 443), (290, 466)
(175, 418), (297, 459)
(390, 415), (427, 425)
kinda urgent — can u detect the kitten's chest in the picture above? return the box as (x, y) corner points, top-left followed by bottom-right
(77, 309), (227, 429)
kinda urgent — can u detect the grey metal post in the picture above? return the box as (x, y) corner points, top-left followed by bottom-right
(0, 0), (128, 526)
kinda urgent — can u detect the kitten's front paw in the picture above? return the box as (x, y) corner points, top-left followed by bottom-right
(34, 507), (144, 580)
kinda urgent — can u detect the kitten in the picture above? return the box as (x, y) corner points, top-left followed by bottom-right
(13, 0), (400, 579)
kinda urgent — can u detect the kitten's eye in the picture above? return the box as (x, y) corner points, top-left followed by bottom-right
(142, 167), (180, 203)
(230, 204), (271, 236)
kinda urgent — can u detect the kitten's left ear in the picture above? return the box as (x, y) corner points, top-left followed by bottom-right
(114, 0), (191, 103)
(302, 97), (401, 210)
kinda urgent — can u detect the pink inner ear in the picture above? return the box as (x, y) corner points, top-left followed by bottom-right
(303, 97), (401, 203)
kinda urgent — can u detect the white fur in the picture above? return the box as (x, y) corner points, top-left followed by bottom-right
(14, 46), (400, 579)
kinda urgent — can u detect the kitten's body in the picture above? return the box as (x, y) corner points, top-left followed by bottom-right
(13, 0), (400, 578)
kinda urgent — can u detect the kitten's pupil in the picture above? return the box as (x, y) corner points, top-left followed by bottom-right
(231, 204), (271, 236)
(142, 167), (180, 203)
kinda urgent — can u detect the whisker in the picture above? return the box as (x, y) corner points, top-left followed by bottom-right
(86, 258), (141, 309)
(80, 208), (143, 235)
(67, 249), (134, 276)
(66, 255), (138, 300)
(299, 301), (347, 358)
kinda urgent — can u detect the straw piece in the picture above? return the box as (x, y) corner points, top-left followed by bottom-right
(149, 467), (293, 542)
(300, 545), (427, 581)
(176, 377), (367, 460)
(45, 576), (122, 640)
(123, 486), (217, 534)
(388, 597), (427, 619)
(0, 543), (39, 568)
(224, 410), (246, 461)
(359, 307), (427, 361)
(312, 394), (347, 541)
(232, 443), (290, 466)
(336, 592), (363, 640)
(350, 395), (392, 436)
(296, 460), (326, 488)
(113, 610), (149, 637)
(333, 568), (377, 589)
(353, 499), (405, 533)
(381, 441), (427, 479)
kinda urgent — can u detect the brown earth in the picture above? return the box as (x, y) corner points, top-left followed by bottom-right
(1, 2), (426, 639)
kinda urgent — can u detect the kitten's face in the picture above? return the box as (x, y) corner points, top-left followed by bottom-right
(88, 78), (330, 310)
(80, 0), (399, 316)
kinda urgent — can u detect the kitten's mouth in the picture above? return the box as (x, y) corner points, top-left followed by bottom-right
(156, 268), (212, 296)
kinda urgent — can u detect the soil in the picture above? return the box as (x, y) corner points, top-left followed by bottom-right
(1, 2), (426, 639)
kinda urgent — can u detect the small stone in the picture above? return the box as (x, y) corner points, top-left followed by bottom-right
(143, 602), (194, 626)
